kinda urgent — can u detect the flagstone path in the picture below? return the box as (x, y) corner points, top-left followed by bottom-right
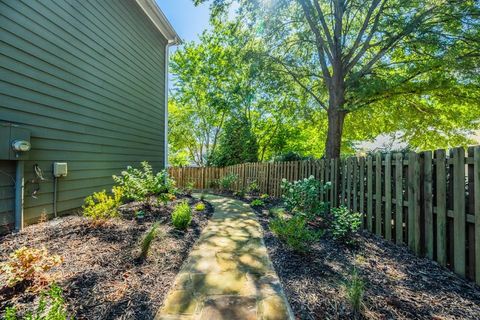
(156, 194), (294, 320)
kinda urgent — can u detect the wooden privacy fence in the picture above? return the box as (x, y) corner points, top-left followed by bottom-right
(169, 146), (480, 284)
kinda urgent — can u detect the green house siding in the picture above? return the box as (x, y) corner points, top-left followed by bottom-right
(0, 0), (167, 229)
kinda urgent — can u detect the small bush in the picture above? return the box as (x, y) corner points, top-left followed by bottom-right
(281, 176), (328, 219)
(260, 193), (269, 200)
(157, 192), (176, 205)
(344, 268), (365, 314)
(250, 199), (265, 207)
(219, 173), (238, 191)
(82, 186), (123, 220)
(208, 179), (219, 189)
(4, 283), (70, 320)
(183, 181), (195, 195)
(139, 222), (160, 260)
(330, 206), (362, 244)
(172, 201), (192, 230)
(233, 188), (246, 198)
(195, 202), (206, 211)
(269, 216), (322, 253)
(1, 247), (63, 288)
(113, 161), (174, 201)
(247, 180), (260, 194)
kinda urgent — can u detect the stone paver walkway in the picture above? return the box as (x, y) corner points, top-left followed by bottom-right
(156, 194), (294, 320)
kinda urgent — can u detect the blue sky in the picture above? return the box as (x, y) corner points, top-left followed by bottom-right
(158, 0), (211, 43)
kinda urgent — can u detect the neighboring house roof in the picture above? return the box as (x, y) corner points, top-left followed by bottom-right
(135, 0), (181, 45)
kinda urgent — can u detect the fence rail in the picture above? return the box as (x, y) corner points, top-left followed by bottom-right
(169, 146), (480, 285)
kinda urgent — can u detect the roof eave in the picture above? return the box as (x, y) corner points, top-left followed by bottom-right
(135, 0), (182, 45)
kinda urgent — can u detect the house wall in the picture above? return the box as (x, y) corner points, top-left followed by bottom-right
(0, 0), (167, 230)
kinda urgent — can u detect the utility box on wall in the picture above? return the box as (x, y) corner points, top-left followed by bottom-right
(0, 123), (31, 160)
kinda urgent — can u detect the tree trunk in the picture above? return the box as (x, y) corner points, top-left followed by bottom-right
(325, 108), (346, 159)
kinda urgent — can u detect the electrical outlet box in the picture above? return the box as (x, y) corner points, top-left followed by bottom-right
(53, 162), (68, 177)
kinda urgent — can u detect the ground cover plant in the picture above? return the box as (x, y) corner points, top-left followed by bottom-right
(0, 162), (213, 319)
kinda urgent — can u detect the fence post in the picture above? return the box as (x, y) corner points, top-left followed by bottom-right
(408, 152), (421, 255)
(424, 151), (434, 259)
(435, 149), (447, 266)
(452, 147), (466, 276)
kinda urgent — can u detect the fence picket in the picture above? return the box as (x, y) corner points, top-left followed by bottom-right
(395, 153), (404, 244)
(385, 153), (392, 241)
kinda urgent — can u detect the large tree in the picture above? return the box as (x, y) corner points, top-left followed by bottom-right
(169, 19), (312, 165)
(196, 0), (480, 158)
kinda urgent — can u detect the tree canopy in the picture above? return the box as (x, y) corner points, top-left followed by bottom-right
(169, 1), (480, 166)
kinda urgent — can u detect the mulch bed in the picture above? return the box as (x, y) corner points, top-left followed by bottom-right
(212, 190), (480, 320)
(0, 195), (213, 320)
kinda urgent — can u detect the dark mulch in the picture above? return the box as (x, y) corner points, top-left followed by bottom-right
(213, 190), (480, 320)
(0, 195), (213, 320)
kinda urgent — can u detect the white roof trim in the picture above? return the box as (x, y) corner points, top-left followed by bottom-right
(135, 0), (181, 44)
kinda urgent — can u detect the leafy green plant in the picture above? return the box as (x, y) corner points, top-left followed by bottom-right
(344, 268), (365, 315)
(1, 247), (63, 289)
(269, 216), (322, 253)
(184, 181), (195, 195)
(260, 193), (269, 200)
(140, 222), (161, 260)
(219, 173), (238, 191)
(82, 186), (124, 220)
(247, 180), (260, 194)
(194, 202), (206, 211)
(4, 283), (71, 320)
(208, 180), (219, 189)
(250, 199), (265, 207)
(233, 187), (246, 198)
(112, 161), (174, 201)
(330, 206), (362, 244)
(171, 201), (192, 230)
(281, 176), (328, 219)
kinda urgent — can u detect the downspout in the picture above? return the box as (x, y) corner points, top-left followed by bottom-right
(164, 42), (170, 169)
(14, 160), (24, 231)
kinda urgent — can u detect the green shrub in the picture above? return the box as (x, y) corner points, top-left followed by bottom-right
(250, 199), (265, 207)
(113, 161), (174, 201)
(82, 187), (124, 220)
(344, 268), (365, 314)
(233, 187), (246, 198)
(219, 173), (238, 191)
(247, 180), (260, 194)
(4, 283), (71, 320)
(281, 176), (328, 219)
(330, 206), (362, 244)
(195, 202), (206, 211)
(269, 216), (322, 253)
(171, 201), (192, 230)
(140, 222), (161, 260)
(183, 181), (195, 195)
(260, 193), (269, 200)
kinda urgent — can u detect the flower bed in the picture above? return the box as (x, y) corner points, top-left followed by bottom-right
(0, 195), (213, 319)
(208, 177), (480, 319)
